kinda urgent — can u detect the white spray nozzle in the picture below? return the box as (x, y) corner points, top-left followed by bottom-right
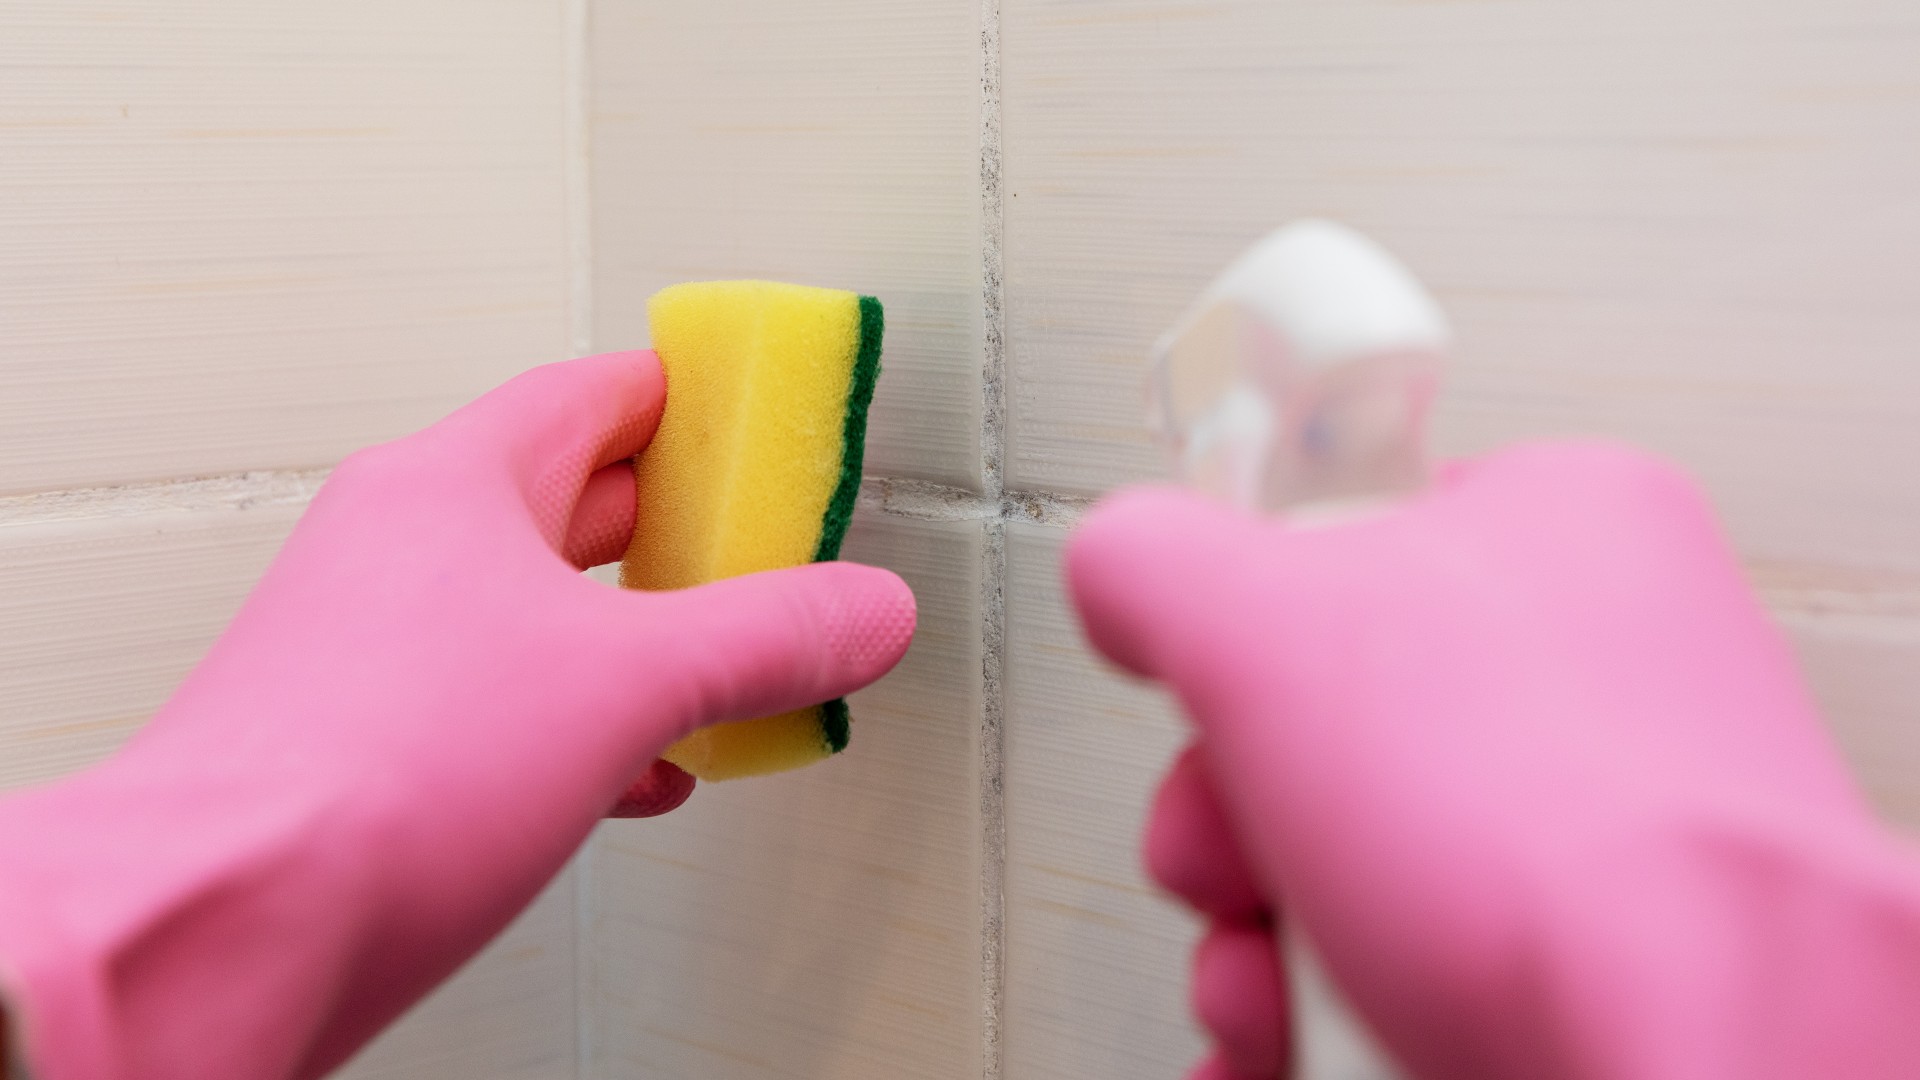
(1150, 220), (1450, 513)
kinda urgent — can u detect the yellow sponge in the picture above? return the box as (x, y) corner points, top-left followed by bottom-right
(620, 281), (883, 780)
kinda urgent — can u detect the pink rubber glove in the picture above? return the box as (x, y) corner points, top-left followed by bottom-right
(0, 350), (916, 1080)
(1067, 441), (1920, 1080)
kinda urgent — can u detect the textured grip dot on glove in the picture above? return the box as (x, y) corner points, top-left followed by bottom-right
(529, 409), (654, 545)
(823, 584), (917, 668)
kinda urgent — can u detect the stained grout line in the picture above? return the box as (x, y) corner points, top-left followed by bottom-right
(976, 0), (1009, 1075)
(979, 0), (1006, 503)
(999, 487), (1096, 529)
(0, 469), (329, 527)
(858, 476), (1091, 529)
(978, 515), (1008, 1080)
(861, 476), (997, 522)
(0, 468), (1084, 531)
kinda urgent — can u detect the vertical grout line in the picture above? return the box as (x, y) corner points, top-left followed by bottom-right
(979, 517), (1008, 1080)
(572, 838), (599, 1080)
(976, 0), (1008, 1077)
(563, 0), (595, 361)
(562, 4), (596, 1077)
(979, 0), (1006, 500)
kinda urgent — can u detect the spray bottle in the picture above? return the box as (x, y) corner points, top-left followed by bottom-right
(1147, 220), (1447, 1077)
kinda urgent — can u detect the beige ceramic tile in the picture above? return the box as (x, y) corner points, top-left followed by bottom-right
(585, 511), (983, 1080)
(590, 0), (985, 489)
(1000, 0), (1920, 583)
(1001, 522), (1205, 1080)
(0, 1), (574, 494)
(339, 866), (579, 1080)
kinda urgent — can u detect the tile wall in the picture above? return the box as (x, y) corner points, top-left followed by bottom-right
(5, 2), (1919, 1079)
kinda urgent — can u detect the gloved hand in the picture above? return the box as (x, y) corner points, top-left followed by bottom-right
(1067, 441), (1920, 1080)
(0, 350), (916, 1080)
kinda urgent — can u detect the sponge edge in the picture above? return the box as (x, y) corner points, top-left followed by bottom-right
(622, 281), (882, 780)
(661, 701), (851, 781)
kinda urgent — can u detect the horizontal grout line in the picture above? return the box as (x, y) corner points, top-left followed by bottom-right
(0, 469), (330, 527)
(859, 477), (994, 521)
(998, 487), (1097, 528)
(858, 476), (1093, 528)
(0, 469), (1093, 531)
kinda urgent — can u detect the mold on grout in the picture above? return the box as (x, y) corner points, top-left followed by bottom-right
(977, 0), (1009, 1074)
(979, 0), (1006, 506)
(0, 467), (1083, 533)
(859, 476), (997, 521)
(979, 514), (1008, 1080)
(1000, 488), (1093, 529)
(858, 477), (1091, 530)
(0, 469), (328, 527)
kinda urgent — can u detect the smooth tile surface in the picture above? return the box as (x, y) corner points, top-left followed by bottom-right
(1001, 522), (1205, 1080)
(340, 866), (579, 1080)
(0, 1), (574, 494)
(586, 511), (983, 1080)
(591, 0), (984, 489)
(1000, 1), (1920, 590)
